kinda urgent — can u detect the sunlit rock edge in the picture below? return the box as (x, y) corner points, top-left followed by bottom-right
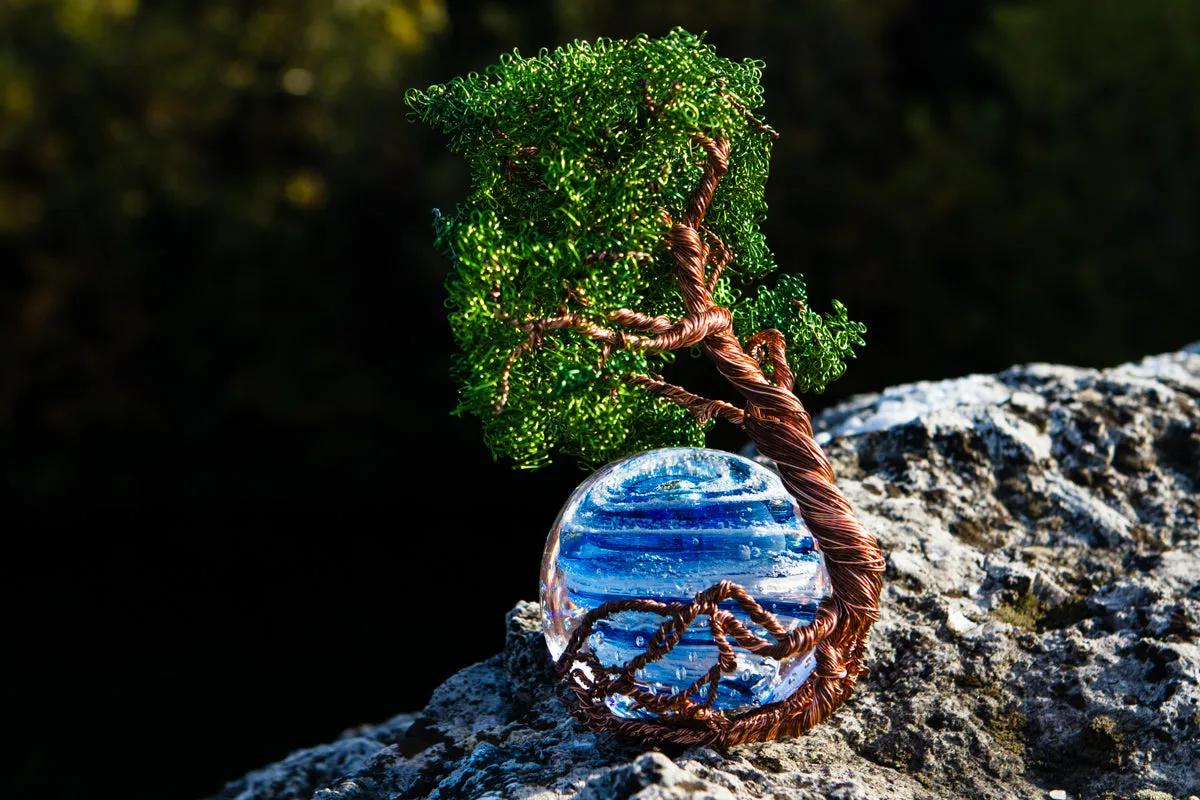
(213, 342), (1200, 800)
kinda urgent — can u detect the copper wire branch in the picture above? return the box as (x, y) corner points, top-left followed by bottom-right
(491, 300), (734, 413)
(716, 79), (780, 141)
(544, 131), (885, 746)
(745, 329), (794, 391)
(484, 110), (882, 744)
(623, 373), (745, 427)
(700, 224), (732, 296)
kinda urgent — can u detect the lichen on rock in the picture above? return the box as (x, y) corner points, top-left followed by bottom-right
(212, 344), (1200, 800)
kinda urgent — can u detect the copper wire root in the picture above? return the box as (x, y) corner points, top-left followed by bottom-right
(553, 132), (885, 746)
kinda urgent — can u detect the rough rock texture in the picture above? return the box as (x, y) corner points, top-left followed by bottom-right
(214, 345), (1200, 800)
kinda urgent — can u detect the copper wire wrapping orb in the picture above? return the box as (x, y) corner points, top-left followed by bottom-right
(540, 447), (832, 720)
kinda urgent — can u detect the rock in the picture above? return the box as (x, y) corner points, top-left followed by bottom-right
(945, 607), (980, 637)
(211, 344), (1200, 800)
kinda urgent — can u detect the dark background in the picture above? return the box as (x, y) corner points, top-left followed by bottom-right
(3, 1), (1197, 798)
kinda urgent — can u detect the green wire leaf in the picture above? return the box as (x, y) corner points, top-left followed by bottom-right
(732, 275), (866, 394)
(409, 28), (864, 468)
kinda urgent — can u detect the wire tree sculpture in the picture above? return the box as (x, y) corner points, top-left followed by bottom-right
(407, 28), (884, 745)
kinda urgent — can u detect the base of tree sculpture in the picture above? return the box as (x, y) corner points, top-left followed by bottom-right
(541, 447), (836, 738)
(407, 28), (884, 745)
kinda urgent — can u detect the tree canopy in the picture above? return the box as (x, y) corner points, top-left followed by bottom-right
(407, 28), (864, 468)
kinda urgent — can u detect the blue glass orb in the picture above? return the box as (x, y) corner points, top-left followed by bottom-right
(540, 447), (831, 719)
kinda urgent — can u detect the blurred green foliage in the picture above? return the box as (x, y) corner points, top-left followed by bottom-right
(877, 0), (1200, 369)
(1, 0), (1196, 512)
(0, 0), (451, 508)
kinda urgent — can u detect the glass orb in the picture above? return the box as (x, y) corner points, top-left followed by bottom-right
(540, 447), (830, 718)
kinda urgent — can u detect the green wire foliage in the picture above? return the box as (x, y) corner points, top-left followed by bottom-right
(407, 28), (864, 469)
(733, 274), (866, 394)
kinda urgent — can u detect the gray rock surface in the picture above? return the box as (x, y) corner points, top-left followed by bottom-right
(213, 344), (1200, 800)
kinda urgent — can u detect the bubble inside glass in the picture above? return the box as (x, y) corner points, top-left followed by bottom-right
(540, 447), (831, 718)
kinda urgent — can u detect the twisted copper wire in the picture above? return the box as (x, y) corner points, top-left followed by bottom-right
(552, 134), (884, 746)
(623, 373), (745, 427)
